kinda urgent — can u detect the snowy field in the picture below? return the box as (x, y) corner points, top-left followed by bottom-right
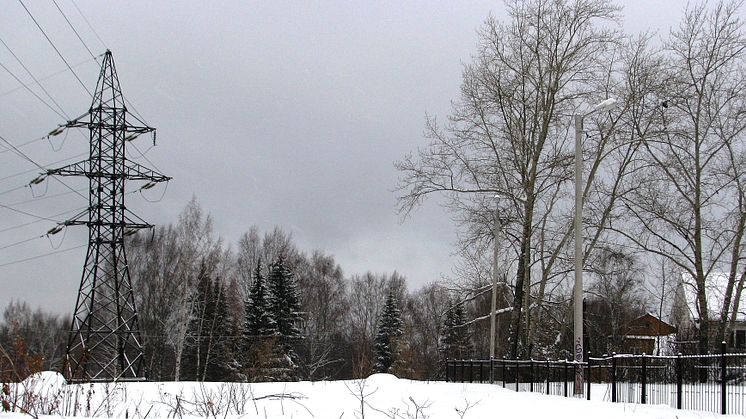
(2, 372), (743, 419)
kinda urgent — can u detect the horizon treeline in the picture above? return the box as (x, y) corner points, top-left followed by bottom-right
(0, 197), (655, 382)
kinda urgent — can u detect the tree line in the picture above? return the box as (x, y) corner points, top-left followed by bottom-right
(1, 198), (477, 382)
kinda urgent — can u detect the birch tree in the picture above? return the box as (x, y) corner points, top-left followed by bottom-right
(396, 0), (626, 358)
(614, 0), (746, 353)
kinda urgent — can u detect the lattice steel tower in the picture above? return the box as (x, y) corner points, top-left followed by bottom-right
(48, 51), (170, 382)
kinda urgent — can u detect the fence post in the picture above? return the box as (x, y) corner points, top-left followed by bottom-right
(530, 359), (534, 393)
(490, 357), (494, 384)
(502, 357), (506, 388)
(676, 353), (682, 410)
(611, 353), (617, 403)
(546, 360), (550, 395)
(446, 359), (451, 382)
(515, 360), (519, 392)
(586, 352), (591, 401)
(468, 359), (474, 383)
(480, 360), (484, 383)
(721, 341), (727, 415)
(641, 354), (647, 405)
(564, 360), (569, 397)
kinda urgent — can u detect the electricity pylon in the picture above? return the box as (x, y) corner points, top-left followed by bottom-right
(47, 50), (170, 382)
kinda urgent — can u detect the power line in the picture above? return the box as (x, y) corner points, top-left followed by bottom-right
(0, 244), (86, 268)
(51, 0), (97, 61)
(0, 152), (88, 182)
(0, 234), (45, 251)
(6, 187), (86, 207)
(0, 201), (61, 222)
(69, 0), (106, 50)
(0, 184), (28, 197)
(0, 207), (84, 234)
(0, 55), (98, 99)
(0, 136), (48, 155)
(0, 134), (88, 201)
(0, 37), (69, 117)
(0, 60), (66, 119)
(17, 0), (92, 98)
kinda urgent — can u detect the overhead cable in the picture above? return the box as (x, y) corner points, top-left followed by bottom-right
(0, 244), (86, 268)
(51, 0), (98, 61)
(17, 0), (93, 97)
(0, 134), (87, 200)
(0, 37), (69, 117)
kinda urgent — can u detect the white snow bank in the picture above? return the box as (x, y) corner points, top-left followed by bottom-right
(1, 372), (741, 419)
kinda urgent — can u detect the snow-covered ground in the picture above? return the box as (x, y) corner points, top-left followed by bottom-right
(1, 372), (742, 419)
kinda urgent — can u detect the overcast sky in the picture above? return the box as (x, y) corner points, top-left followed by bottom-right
(0, 1), (717, 314)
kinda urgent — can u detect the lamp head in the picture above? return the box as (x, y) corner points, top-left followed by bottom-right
(594, 97), (618, 112)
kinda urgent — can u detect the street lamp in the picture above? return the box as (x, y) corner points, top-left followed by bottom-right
(573, 97), (617, 396)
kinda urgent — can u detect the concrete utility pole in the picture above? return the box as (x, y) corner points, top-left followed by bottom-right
(490, 195), (501, 362)
(573, 97), (617, 396)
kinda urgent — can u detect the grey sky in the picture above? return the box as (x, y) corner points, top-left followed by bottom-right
(0, 1), (705, 314)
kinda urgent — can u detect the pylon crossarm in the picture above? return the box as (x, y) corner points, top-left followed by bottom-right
(123, 161), (170, 182)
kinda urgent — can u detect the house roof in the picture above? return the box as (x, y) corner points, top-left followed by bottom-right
(623, 313), (677, 337)
(680, 272), (746, 322)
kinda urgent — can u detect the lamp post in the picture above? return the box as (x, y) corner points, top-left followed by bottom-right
(574, 97), (617, 396)
(490, 195), (501, 363)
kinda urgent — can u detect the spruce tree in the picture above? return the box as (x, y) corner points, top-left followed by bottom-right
(440, 300), (473, 363)
(244, 260), (275, 338)
(242, 259), (278, 380)
(266, 255), (302, 380)
(374, 292), (403, 373)
(267, 255), (301, 342)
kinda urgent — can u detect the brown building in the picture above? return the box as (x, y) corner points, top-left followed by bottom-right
(619, 313), (677, 355)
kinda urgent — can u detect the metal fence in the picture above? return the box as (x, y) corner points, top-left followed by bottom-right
(445, 344), (746, 416)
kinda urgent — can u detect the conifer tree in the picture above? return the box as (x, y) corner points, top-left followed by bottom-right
(244, 260), (275, 338)
(242, 259), (278, 380)
(267, 255), (301, 342)
(266, 255), (302, 380)
(374, 292), (403, 373)
(440, 300), (473, 363)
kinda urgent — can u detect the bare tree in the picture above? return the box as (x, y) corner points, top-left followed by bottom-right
(395, 0), (625, 358)
(614, 1), (746, 353)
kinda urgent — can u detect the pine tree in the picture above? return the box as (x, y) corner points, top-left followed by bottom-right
(374, 292), (403, 373)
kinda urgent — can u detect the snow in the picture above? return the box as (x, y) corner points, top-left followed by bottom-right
(2, 372), (741, 419)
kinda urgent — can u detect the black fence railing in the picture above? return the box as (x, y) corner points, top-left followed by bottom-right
(445, 343), (746, 416)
